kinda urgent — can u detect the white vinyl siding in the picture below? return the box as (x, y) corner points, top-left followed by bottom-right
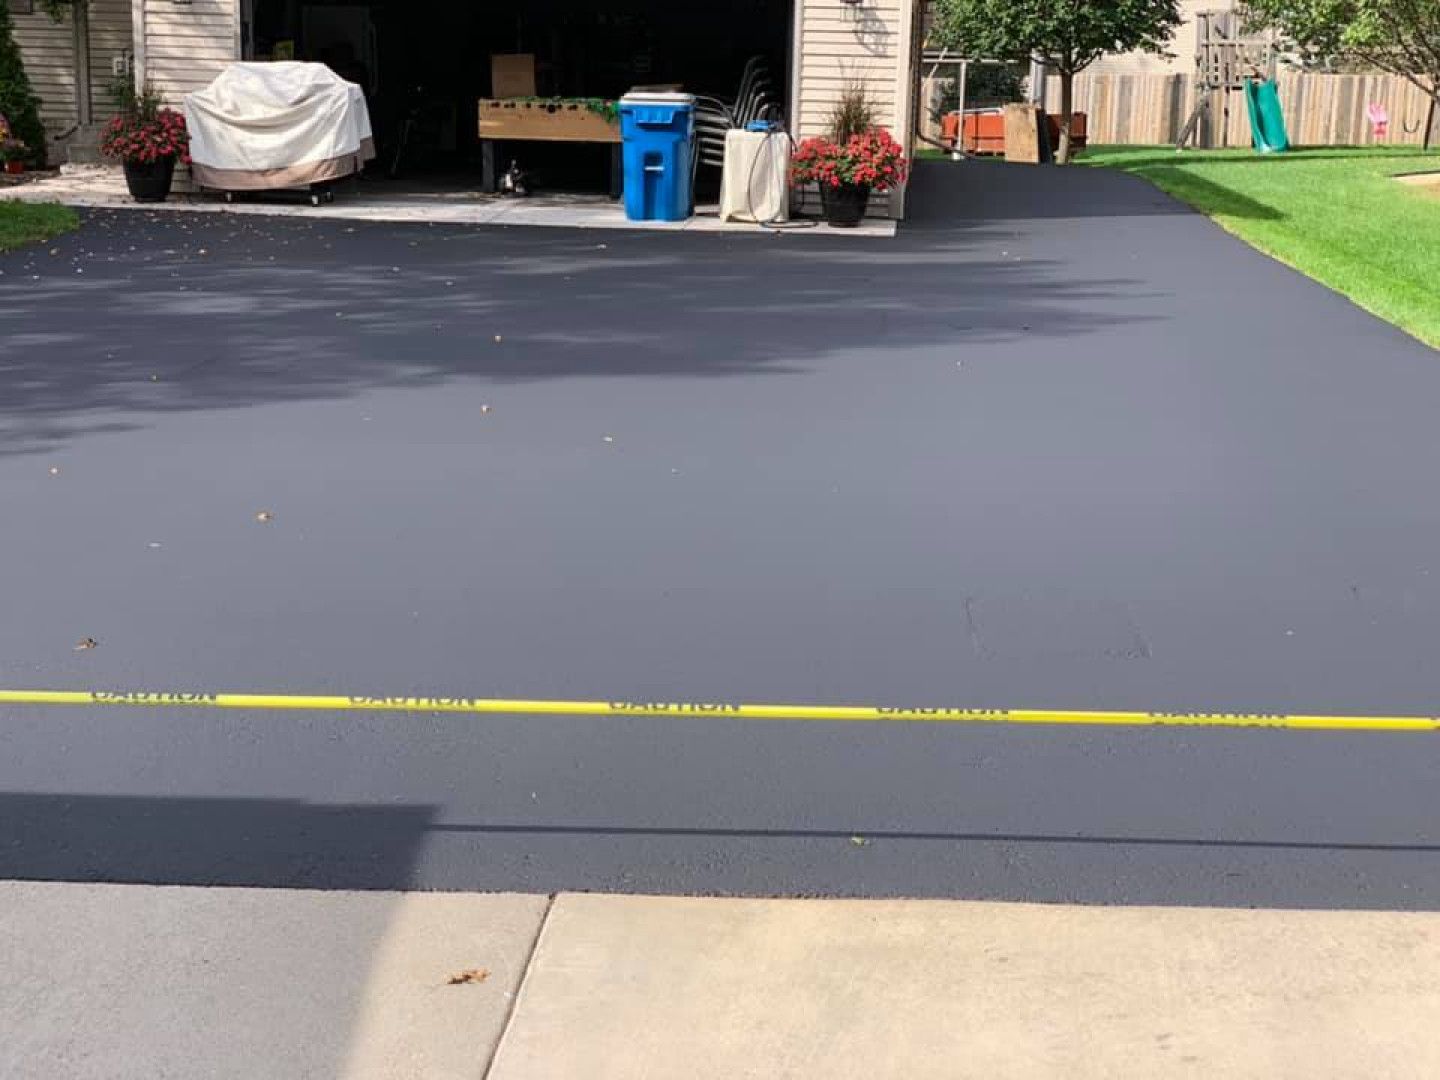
(12, 0), (133, 131)
(794, 0), (906, 139)
(12, 4), (75, 128)
(792, 0), (920, 217)
(86, 0), (135, 119)
(137, 0), (237, 105)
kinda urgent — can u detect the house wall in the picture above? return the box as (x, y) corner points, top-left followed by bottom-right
(13, 0), (133, 134)
(791, 0), (920, 217)
(12, 2), (77, 129)
(84, 0), (134, 117)
(793, 0), (906, 137)
(132, 0), (237, 104)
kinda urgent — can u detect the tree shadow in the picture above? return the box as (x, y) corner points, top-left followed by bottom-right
(1117, 165), (1285, 220)
(0, 182), (1164, 455)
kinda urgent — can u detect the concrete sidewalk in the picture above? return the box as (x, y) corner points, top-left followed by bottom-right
(4, 882), (1438, 1079)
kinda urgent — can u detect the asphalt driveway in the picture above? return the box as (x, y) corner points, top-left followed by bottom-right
(3, 161), (1439, 906)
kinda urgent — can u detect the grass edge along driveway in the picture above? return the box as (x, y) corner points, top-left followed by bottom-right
(1080, 146), (1440, 350)
(0, 201), (78, 253)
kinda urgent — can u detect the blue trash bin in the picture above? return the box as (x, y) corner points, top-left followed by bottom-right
(619, 92), (695, 222)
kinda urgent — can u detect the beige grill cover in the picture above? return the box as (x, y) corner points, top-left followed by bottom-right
(183, 63), (374, 190)
(719, 129), (790, 224)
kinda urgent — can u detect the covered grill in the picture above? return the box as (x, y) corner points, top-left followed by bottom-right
(183, 62), (374, 203)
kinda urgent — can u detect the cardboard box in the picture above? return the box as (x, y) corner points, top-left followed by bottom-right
(491, 54), (537, 99)
(1003, 103), (1045, 164)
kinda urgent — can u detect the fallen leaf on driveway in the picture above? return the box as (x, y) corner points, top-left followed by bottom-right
(446, 968), (489, 986)
(74, 638), (98, 651)
(850, 836), (869, 847)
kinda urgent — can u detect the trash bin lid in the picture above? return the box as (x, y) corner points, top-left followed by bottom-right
(620, 92), (696, 106)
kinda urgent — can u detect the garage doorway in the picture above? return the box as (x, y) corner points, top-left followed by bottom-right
(242, 0), (794, 199)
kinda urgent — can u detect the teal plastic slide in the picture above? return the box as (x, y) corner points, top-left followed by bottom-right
(1245, 78), (1290, 153)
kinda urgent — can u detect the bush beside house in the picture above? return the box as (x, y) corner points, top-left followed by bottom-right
(0, 0), (46, 166)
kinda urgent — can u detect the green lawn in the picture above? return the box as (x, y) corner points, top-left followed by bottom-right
(1079, 145), (1440, 348)
(0, 202), (79, 252)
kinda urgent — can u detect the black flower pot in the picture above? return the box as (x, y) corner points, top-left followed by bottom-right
(123, 156), (177, 203)
(819, 182), (870, 227)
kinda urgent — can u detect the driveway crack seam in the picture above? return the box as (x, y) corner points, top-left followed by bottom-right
(482, 892), (556, 1079)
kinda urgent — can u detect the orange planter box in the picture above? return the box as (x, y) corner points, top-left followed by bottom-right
(939, 111), (1087, 155)
(1045, 112), (1088, 151)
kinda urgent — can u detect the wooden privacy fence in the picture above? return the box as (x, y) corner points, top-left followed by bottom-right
(1042, 71), (1433, 147)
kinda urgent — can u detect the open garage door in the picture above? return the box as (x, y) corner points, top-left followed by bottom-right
(244, 0), (794, 195)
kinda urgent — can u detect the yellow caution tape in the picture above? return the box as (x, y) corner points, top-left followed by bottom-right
(0, 689), (1435, 731)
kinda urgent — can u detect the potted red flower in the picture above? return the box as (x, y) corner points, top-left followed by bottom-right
(1, 137), (26, 175)
(99, 83), (190, 203)
(0, 113), (25, 174)
(791, 128), (909, 227)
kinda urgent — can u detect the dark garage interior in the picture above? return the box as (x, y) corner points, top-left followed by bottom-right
(243, 0), (793, 192)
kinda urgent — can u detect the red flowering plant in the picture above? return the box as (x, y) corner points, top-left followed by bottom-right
(791, 128), (909, 192)
(100, 107), (190, 164)
(0, 114), (24, 163)
(0, 114), (22, 162)
(99, 82), (190, 165)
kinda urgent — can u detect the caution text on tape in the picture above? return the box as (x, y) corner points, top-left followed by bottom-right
(0, 689), (1437, 731)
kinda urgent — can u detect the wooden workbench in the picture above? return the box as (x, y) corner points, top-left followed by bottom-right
(477, 100), (623, 195)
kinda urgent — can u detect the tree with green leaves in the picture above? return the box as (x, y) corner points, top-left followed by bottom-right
(933, 0), (1183, 163)
(1241, 0), (1440, 149)
(0, 0), (47, 166)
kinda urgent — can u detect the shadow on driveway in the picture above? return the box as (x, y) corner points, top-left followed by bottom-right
(0, 172), (1164, 455)
(0, 792), (435, 889)
(4, 786), (1439, 911)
